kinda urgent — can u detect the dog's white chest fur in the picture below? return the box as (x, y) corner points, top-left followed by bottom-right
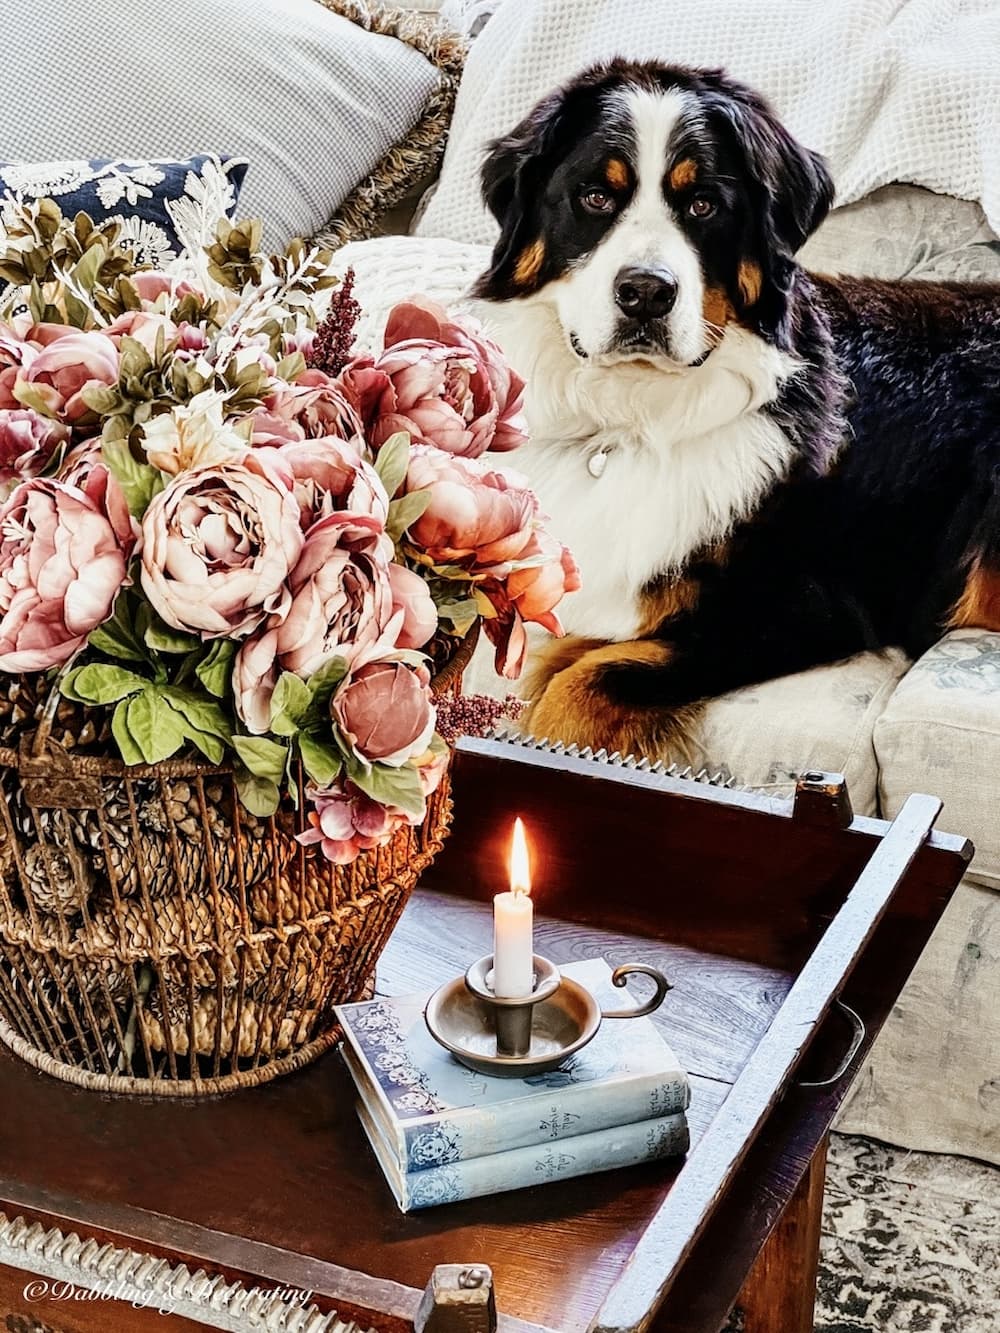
(478, 300), (800, 641)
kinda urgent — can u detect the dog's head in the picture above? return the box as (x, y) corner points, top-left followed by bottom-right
(474, 61), (833, 365)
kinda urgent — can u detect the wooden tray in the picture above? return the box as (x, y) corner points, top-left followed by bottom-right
(0, 736), (972, 1333)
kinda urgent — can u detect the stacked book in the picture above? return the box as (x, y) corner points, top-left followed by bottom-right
(335, 958), (691, 1211)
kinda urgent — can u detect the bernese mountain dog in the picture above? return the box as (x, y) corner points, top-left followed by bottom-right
(469, 59), (1000, 760)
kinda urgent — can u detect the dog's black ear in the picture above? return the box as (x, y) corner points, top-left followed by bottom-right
(703, 73), (833, 343)
(707, 75), (833, 255)
(473, 90), (566, 300)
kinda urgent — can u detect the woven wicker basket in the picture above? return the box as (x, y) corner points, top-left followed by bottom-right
(0, 626), (477, 1096)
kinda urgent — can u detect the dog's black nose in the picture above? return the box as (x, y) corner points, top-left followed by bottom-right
(613, 266), (678, 320)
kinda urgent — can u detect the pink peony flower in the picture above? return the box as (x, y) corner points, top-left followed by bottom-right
(0, 473), (135, 671)
(232, 513), (398, 732)
(387, 562), (437, 650)
(277, 436), (389, 532)
(20, 329), (119, 423)
(105, 310), (178, 356)
(404, 445), (578, 678)
(139, 452), (302, 638)
(405, 445), (537, 567)
(256, 369), (363, 446)
(296, 781), (414, 865)
(0, 409), (70, 498)
(332, 658), (436, 768)
(343, 297), (527, 458)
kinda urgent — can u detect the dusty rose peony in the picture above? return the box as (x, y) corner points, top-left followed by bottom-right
(404, 446), (578, 678)
(0, 474), (134, 671)
(405, 445), (537, 567)
(232, 513), (398, 732)
(20, 330), (119, 423)
(0, 409), (70, 498)
(276, 436), (389, 532)
(332, 658), (436, 768)
(345, 297), (527, 458)
(140, 452), (302, 638)
(106, 309), (178, 356)
(387, 561), (437, 650)
(257, 369), (363, 446)
(296, 781), (414, 864)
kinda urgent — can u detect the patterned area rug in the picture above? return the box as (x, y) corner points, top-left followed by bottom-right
(725, 1133), (1000, 1332)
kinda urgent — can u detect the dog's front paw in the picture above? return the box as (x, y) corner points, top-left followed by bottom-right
(525, 640), (700, 761)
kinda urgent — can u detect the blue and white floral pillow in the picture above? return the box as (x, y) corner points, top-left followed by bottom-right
(0, 154), (248, 266)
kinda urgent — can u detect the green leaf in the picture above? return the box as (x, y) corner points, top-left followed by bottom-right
(182, 729), (226, 765)
(298, 733), (342, 786)
(434, 596), (480, 636)
(348, 758), (425, 819)
(373, 431), (411, 499)
(195, 640), (236, 698)
(145, 620), (200, 654)
(122, 690), (188, 763)
(304, 656), (349, 707)
(269, 671), (312, 736)
(231, 735), (288, 783)
(101, 438), (165, 519)
(69, 242), (106, 295)
(386, 489), (431, 542)
(61, 663), (150, 705)
(161, 688), (231, 741)
(234, 769), (281, 818)
(88, 614), (148, 663)
(275, 351), (306, 382)
(111, 699), (145, 765)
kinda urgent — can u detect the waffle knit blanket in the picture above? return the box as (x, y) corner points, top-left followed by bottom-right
(416, 0), (1000, 244)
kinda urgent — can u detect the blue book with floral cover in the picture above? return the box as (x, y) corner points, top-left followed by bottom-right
(357, 1096), (689, 1211)
(335, 958), (690, 1178)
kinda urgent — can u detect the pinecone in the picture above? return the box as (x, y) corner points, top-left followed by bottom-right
(20, 840), (95, 917)
(0, 673), (113, 753)
(140, 990), (319, 1059)
(84, 893), (264, 990)
(82, 777), (276, 900)
(246, 931), (330, 1005)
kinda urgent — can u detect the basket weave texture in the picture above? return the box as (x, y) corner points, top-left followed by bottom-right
(0, 628), (476, 1096)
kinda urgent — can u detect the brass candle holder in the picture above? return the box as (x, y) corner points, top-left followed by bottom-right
(424, 954), (672, 1077)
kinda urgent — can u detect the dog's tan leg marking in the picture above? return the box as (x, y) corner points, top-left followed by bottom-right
(525, 640), (701, 761)
(948, 560), (1000, 631)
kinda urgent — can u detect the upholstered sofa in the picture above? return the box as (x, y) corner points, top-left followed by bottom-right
(334, 152), (1000, 1168)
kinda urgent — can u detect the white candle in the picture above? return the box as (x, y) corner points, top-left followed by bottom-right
(492, 817), (534, 998)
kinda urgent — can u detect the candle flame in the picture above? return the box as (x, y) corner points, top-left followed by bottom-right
(509, 817), (531, 897)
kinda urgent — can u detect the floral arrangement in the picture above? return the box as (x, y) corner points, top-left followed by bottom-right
(0, 198), (578, 863)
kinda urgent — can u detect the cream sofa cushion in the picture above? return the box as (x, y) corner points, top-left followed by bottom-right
(695, 651), (911, 814)
(875, 630), (1000, 890)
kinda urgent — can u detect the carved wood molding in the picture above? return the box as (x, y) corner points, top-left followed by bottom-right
(0, 1212), (369, 1333)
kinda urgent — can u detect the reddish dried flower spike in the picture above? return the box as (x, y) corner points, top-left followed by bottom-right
(308, 267), (362, 378)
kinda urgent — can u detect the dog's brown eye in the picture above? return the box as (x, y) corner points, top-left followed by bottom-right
(581, 188), (617, 214)
(688, 196), (717, 219)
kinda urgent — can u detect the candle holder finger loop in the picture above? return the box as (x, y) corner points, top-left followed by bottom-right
(604, 964), (675, 1019)
(424, 953), (673, 1077)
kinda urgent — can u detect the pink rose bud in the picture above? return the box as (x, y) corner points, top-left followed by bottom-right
(21, 330), (119, 423)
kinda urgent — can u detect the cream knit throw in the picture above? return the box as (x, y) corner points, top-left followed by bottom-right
(415, 0), (1000, 244)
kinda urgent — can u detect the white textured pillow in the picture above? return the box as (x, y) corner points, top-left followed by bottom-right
(1, 0), (446, 248)
(415, 0), (1000, 246)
